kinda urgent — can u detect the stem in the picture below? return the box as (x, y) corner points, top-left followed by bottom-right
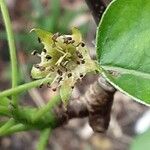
(33, 94), (61, 122)
(0, 118), (15, 135)
(0, 0), (18, 105)
(0, 123), (30, 136)
(0, 78), (53, 98)
(0, 97), (10, 106)
(0, 106), (11, 116)
(37, 128), (51, 150)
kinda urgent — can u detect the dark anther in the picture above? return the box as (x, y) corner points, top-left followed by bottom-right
(39, 84), (43, 88)
(42, 49), (47, 53)
(71, 86), (74, 89)
(52, 32), (60, 42)
(80, 74), (84, 78)
(52, 88), (57, 92)
(76, 61), (80, 65)
(95, 70), (99, 74)
(46, 55), (52, 60)
(38, 37), (41, 43)
(67, 73), (72, 78)
(75, 42), (85, 47)
(76, 51), (83, 58)
(64, 36), (74, 44)
(31, 50), (38, 55)
(66, 37), (72, 40)
(81, 42), (85, 47)
(81, 60), (85, 64)
(63, 38), (69, 44)
(58, 77), (63, 83)
(47, 82), (51, 88)
(57, 69), (63, 76)
(68, 40), (75, 44)
(49, 67), (55, 72)
(60, 62), (68, 72)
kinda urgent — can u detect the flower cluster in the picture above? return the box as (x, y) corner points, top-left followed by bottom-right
(31, 28), (98, 105)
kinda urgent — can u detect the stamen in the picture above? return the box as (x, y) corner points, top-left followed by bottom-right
(52, 32), (60, 42)
(47, 82), (51, 88)
(67, 73), (72, 78)
(81, 60), (85, 64)
(63, 61), (69, 66)
(60, 62), (68, 71)
(64, 38), (69, 44)
(52, 88), (57, 92)
(46, 55), (52, 60)
(63, 37), (74, 44)
(38, 37), (41, 43)
(66, 37), (72, 40)
(68, 40), (75, 44)
(76, 61), (80, 65)
(80, 74), (84, 78)
(81, 42), (85, 47)
(31, 50), (38, 55)
(76, 51), (83, 58)
(39, 84), (43, 88)
(57, 69), (63, 76)
(58, 77), (63, 83)
(42, 49), (47, 53)
(75, 42), (85, 47)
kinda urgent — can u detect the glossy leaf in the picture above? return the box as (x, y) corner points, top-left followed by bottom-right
(96, 0), (150, 106)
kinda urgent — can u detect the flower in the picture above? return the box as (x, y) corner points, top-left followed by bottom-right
(31, 27), (99, 105)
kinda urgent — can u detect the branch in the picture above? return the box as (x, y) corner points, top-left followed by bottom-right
(85, 0), (111, 25)
(0, 0), (18, 105)
(54, 76), (115, 132)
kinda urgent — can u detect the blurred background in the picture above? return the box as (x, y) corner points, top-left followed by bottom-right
(0, 0), (150, 150)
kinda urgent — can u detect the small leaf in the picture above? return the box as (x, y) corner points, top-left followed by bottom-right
(72, 27), (82, 44)
(96, 0), (150, 106)
(31, 28), (53, 50)
(60, 77), (74, 106)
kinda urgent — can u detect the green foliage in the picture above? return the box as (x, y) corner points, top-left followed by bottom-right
(96, 0), (150, 106)
(130, 130), (150, 150)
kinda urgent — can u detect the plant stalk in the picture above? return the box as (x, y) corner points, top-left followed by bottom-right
(0, 0), (18, 105)
(37, 128), (51, 150)
(0, 78), (52, 98)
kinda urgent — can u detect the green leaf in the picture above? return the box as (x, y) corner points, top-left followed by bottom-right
(96, 0), (150, 106)
(60, 78), (74, 107)
(130, 130), (150, 150)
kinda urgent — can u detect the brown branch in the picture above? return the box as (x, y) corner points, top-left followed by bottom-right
(54, 76), (115, 132)
(85, 0), (111, 25)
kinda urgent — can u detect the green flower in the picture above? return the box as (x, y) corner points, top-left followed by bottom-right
(31, 28), (99, 106)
